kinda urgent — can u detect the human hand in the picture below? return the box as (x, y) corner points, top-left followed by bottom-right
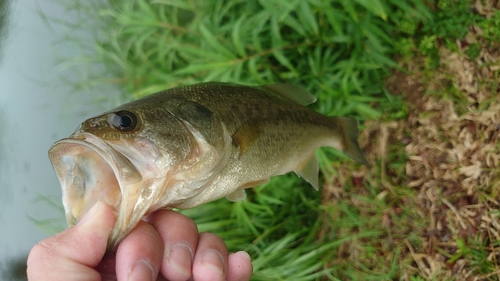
(27, 201), (253, 281)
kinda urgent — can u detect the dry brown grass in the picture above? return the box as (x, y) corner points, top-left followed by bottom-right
(320, 6), (500, 280)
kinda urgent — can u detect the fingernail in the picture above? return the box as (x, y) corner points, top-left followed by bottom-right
(168, 242), (193, 278)
(235, 251), (251, 262)
(201, 249), (224, 275)
(128, 259), (154, 281)
(78, 201), (103, 225)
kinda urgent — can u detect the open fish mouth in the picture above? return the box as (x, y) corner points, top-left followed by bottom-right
(48, 133), (146, 250)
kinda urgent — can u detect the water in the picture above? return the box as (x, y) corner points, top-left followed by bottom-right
(0, 0), (118, 279)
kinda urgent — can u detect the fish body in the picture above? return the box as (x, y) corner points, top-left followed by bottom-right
(49, 82), (368, 251)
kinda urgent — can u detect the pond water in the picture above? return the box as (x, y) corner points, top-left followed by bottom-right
(0, 0), (118, 279)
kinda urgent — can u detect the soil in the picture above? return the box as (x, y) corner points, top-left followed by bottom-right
(320, 5), (500, 279)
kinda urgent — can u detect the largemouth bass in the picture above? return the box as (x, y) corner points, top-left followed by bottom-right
(49, 82), (368, 251)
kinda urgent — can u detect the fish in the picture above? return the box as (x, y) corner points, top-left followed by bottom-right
(48, 82), (369, 251)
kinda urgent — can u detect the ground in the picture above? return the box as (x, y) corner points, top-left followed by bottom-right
(320, 6), (500, 279)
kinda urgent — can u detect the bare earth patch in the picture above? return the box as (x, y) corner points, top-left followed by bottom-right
(320, 8), (500, 280)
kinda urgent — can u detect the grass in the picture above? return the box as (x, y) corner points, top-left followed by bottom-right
(0, 0), (11, 64)
(39, 0), (500, 280)
(53, 0), (429, 118)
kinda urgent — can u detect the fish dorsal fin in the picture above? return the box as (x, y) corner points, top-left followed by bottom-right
(232, 118), (262, 159)
(294, 153), (319, 190)
(261, 84), (317, 106)
(226, 189), (247, 202)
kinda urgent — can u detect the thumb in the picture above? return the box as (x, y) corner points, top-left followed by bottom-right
(27, 201), (117, 281)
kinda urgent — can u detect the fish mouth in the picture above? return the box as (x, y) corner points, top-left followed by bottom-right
(48, 133), (151, 251)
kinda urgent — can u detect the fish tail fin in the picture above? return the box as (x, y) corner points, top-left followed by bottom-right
(332, 116), (370, 166)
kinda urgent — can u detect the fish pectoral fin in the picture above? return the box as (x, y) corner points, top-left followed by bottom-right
(226, 189), (247, 202)
(232, 118), (262, 159)
(294, 153), (319, 191)
(260, 84), (317, 106)
(334, 116), (370, 166)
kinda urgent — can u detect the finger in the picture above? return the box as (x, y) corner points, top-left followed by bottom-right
(27, 201), (116, 281)
(149, 210), (198, 281)
(192, 233), (228, 281)
(227, 251), (253, 281)
(115, 220), (164, 281)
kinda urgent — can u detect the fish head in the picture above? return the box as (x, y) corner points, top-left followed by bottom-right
(48, 100), (201, 251)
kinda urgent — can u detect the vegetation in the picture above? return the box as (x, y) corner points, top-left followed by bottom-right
(0, 0), (11, 63)
(40, 0), (500, 279)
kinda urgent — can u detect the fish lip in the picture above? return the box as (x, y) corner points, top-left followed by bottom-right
(48, 132), (142, 227)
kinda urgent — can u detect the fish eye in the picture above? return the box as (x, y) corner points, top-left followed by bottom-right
(108, 110), (138, 132)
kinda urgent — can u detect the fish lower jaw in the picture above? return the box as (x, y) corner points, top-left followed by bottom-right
(62, 152), (122, 225)
(49, 136), (143, 226)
